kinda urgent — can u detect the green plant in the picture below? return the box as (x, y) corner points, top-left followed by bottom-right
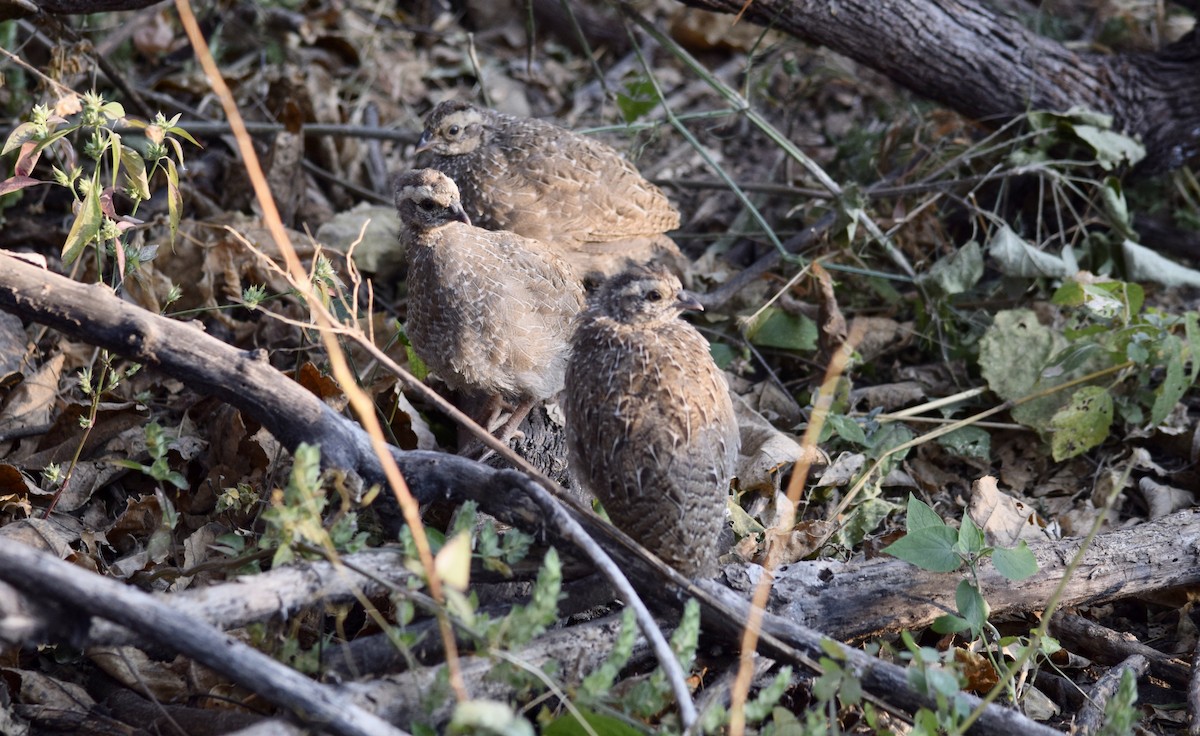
(884, 495), (1038, 638)
(112, 421), (188, 491)
(1096, 668), (1140, 736)
(979, 275), (1200, 461)
(883, 495), (1052, 728)
(1, 92), (198, 279)
(259, 442), (368, 567)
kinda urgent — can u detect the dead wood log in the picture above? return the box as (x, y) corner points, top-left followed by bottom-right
(759, 508), (1200, 641)
(662, 0), (1200, 175)
(1050, 612), (1191, 690)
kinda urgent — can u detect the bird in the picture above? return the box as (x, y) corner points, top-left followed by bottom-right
(394, 168), (586, 445)
(563, 264), (740, 577)
(415, 100), (684, 280)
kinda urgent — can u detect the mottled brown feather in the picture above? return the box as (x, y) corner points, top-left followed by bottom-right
(395, 169), (585, 404)
(417, 101), (682, 273)
(563, 265), (739, 577)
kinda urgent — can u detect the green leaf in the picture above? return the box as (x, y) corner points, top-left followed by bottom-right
(1186, 312), (1200, 384)
(100, 100), (126, 120)
(979, 309), (1073, 433)
(166, 159), (182, 246)
(1150, 338), (1186, 425)
(986, 225), (1074, 278)
(836, 497), (898, 549)
(955, 516), (985, 556)
(992, 541), (1039, 581)
(1049, 385), (1113, 461)
(728, 499), (765, 538)
(920, 240), (983, 295)
(120, 145), (150, 200)
(542, 709), (646, 736)
(904, 494), (945, 532)
(2, 121), (41, 156)
(579, 608), (637, 701)
(744, 665), (794, 723)
(932, 614), (971, 635)
(1073, 125), (1146, 170)
(955, 579), (989, 635)
(883, 525), (961, 572)
(937, 426), (990, 459)
(401, 332), (429, 381)
(827, 413), (867, 445)
(709, 341), (737, 370)
(744, 307), (818, 351)
(616, 77), (659, 123)
(980, 309), (1063, 401)
(1122, 239), (1200, 288)
(448, 700), (535, 736)
(1096, 668), (1140, 736)
(61, 179), (104, 264)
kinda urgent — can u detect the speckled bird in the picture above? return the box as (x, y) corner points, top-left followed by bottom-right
(395, 168), (585, 440)
(415, 100), (683, 279)
(563, 265), (739, 577)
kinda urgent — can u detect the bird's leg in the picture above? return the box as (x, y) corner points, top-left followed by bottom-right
(458, 397), (535, 461)
(490, 397), (535, 445)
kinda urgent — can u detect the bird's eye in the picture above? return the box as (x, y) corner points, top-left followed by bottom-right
(447, 125), (461, 136)
(418, 200), (437, 211)
(646, 290), (663, 302)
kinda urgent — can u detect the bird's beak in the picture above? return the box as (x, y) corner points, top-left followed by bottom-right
(415, 129), (433, 154)
(450, 202), (471, 226)
(675, 290), (704, 312)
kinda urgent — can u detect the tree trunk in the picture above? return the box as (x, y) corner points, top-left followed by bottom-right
(669, 0), (1200, 174)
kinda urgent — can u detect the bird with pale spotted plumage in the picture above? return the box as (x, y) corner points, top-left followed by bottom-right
(394, 168), (585, 445)
(563, 264), (739, 577)
(416, 100), (684, 280)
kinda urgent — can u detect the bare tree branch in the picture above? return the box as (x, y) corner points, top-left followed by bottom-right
(668, 0), (1200, 174)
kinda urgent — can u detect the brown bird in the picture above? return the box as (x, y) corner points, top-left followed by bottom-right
(395, 168), (585, 443)
(563, 265), (739, 577)
(415, 100), (684, 279)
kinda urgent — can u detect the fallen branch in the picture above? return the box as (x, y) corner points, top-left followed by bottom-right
(0, 537), (408, 736)
(671, 0), (1200, 175)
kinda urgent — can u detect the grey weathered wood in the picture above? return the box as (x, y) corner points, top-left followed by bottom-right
(661, 0), (1200, 174)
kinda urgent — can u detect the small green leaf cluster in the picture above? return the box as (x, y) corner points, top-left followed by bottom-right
(110, 421), (188, 491)
(881, 496), (1068, 729)
(487, 547), (563, 651)
(1, 93), (198, 275)
(259, 443), (368, 568)
(541, 600), (809, 736)
(979, 276), (1200, 461)
(897, 630), (975, 735)
(540, 600), (705, 735)
(1095, 668), (1141, 736)
(884, 495), (1038, 638)
(77, 353), (142, 430)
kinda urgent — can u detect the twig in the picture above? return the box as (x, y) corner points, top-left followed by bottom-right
(114, 120), (421, 144)
(1050, 612), (1191, 689)
(1071, 654), (1148, 736)
(466, 33), (492, 109)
